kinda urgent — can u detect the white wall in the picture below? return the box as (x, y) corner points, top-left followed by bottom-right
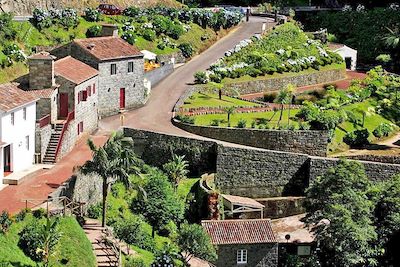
(0, 102), (37, 183)
(335, 46), (357, 71)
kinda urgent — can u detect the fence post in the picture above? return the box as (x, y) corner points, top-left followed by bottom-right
(46, 201), (49, 218)
(25, 200), (28, 210)
(63, 198), (66, 217)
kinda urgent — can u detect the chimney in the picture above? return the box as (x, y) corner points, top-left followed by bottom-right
(28, 52), (56, 90)
(101, 24), (119, 37)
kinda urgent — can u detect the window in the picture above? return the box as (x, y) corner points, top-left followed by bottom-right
(11, 112), (14, 125)
(23, 107), (27, 120)
(237, 249), (247, 264)
(111, 64), (117, 75)
(78, 91), (81, 104)
(82, 90), (88, 101)
(77, 122), (83, 135)
(128, 62), (134, 73)
(92, 84), (96, 94)
(87, 86), (91, 97)
(25, 135), (30, 150)
(297, 246), (311, 256)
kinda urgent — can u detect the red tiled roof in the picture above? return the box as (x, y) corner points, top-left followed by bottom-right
(73, 36), (142, 61)
(25, 88), (57, 99)
(202, 219), (277, 245)
(55, 56), (98, 84)
(0, 83), (38, 112)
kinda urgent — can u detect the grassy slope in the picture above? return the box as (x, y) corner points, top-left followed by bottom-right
(0, 215), (96, 267)
(193, 109), (300, 128)
(223, 63), (346, 84)
(182, 93), (260, 109)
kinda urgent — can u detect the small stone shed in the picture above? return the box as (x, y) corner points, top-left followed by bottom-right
(328, 43), (358, 71)
(202, 219), (278, 267)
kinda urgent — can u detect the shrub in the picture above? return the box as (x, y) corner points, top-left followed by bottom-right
(86, 25), (102, 38)
(168, 24), (185, 40)
(237, 119), (247, 128)
(373, 123), (394, 138)
(122, 31), (137, 45)
(194, 71), (208, 84)
(343, 129), (370, 148)
(59, 8), (78, 29)
(32, 8), (52, 30)
(142, 28), (156, 41)
(158, 220), (178, 238)
(15, 208), (31, 223)
(0, 12), (17, 40)
(124, 6), (141, 17)
(178, 43), (194, 58)
(87, 203), (102, 219)
(125, 257), (146, 267)
(113, 217), (155, 251)
(176, 114), (195, 124)
(210, 119), (220, 126)
(84, 7), (100, 22)
(263, 91), (278, 102)
(19, 221), (43, 261)
(0, 210), (12, 233)
(294, 94), (317, 105)
(32, 208), (46, 219)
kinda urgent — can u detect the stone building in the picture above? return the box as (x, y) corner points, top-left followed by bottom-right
(0, 84), (38, 186)
(202, 219), (278, 267)
(52, 25), (147, 117)
(26, 52), (99, 164)
(328, 43), (358, 70)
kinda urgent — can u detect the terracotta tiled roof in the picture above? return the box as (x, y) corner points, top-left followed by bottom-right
(25, 88), (57, 99)
(55, 56), (98, 84)
(0, 83), (38, 112)
(202, 219), (277, 245)
(73, 36), (143, 61)
(222, 194), (265, 209)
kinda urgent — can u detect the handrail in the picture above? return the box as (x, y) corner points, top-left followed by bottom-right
(23, 196), (85, 217)
(38, 114), (51, 128)
(103, 227), (122, 267)
(54, 110), (75, 162)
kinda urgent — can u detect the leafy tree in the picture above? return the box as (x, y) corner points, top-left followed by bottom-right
(177, 223), (217, 264)
(224, 106), (236, 127)
(304, 160), (378, 267)
(131, 169), (184, 237)
(0, 210), (12, 234)
(163, 154), (189, 191)
(80, 132), (142, 227)
(275, 87), (291, 126)
(286, 84), (297, 126)
(373, 175), (400, 266)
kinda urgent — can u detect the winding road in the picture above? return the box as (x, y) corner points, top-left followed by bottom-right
(99, 16), (272, 137)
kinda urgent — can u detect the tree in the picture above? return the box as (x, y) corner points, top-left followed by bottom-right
(274, 87), (290, 126)
(224, 106), (236, 127)
(177, 223), (217, 264)
(353, 106), (375, 127)
(373, 175), (400, 266)
(38, 218), (62, 267)
(304, 160), (378, 266)
(132, 169), (184, 237)
(286, 84), (297, 126)
(81, 132), (141, 227)
(163, 154), (189, 191)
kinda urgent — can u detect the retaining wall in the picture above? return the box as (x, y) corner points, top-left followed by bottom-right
(173, 120), (329, 157)
(144, 63), (174, 87)
(223, 68), (346, 95)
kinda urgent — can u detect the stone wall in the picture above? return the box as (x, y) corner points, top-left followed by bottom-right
(35, 123), (52, 162)
(216, 146), (310, 198)
(174, 120), (329, 157)
(123, 128), (217, 176)
(144, 63), (174, 87)
(223, 68), (346, 95)
(216, 243), (278, 267)
(343, 155), (400, 165)
(309, 156), (400, 183)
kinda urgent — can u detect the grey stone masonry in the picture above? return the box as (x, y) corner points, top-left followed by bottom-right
(144, 63), (174, 87)
(174, 120), (329, 156)
(216, 145), (310, 198)
(223, 68), (346, 95)
(215, 243), (278, 267)
(35, 123), (51, 162)
(28, 54), (56, 90)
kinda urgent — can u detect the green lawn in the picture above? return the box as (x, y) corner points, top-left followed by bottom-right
(177, 178), (200, 200)
(182, 93), (260, 109)
(331, 100), (397, 151)
(193, 109), (300, 128)
(222, 63), (346, 84)
(0, 214), (96, 267)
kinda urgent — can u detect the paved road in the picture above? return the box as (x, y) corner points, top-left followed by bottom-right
(99, 17), (273, 138)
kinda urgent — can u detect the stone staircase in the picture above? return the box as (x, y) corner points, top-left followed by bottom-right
(42, 123), (64, 164)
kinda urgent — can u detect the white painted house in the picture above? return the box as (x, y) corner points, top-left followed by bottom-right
(0, 83), (38, 186)
(328, 43), (358, 71)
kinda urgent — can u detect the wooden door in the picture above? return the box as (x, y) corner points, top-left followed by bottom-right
(120, 88), (125, 109)
(59, 93), (69, 118)
(3, 145), (11, 172)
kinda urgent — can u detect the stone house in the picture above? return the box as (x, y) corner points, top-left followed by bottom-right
(0, 84), (38, 186)
(202, 219), (278, 267)
(328, 43), (358, 71)
(26, 52), (99, 164)
(52, 25), (147, 117)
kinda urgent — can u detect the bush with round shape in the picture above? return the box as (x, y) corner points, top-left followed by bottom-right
(168, 23), (185, 40)
(86, 25), (102, 38)
(124, 6), (141, 17)
(122, 30), (137, 45)
(373, 123), (393, 138)
(343, 129), (370, 148)
(178, 43), (194, 58)
(0, 210), (12, 233)
(125, 257), (146, 267)
(142, 28), (156, 41)
(84, 8), (100, 22)
(113, 217), (155, 252)
(87, 203), (102, 219)
(237, 119), (247, 128)
(194, 71), (208, 84)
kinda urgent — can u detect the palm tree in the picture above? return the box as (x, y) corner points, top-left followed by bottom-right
(163, 154), (189, 191)
(384, 27), (400, 49)
(39, 218), (62, 267)
(274, 87), (290, 126)
(286, 84), (297, 126)
(224, 106), (236, 127)
(353, 107), (375, 127)
(80, 132), (143, 227)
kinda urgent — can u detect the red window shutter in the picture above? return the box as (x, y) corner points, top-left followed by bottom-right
(87, 86), (91, 97)
(82, 91), (87, 101)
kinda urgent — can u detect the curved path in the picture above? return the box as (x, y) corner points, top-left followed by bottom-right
(99, 17), (272, 138)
